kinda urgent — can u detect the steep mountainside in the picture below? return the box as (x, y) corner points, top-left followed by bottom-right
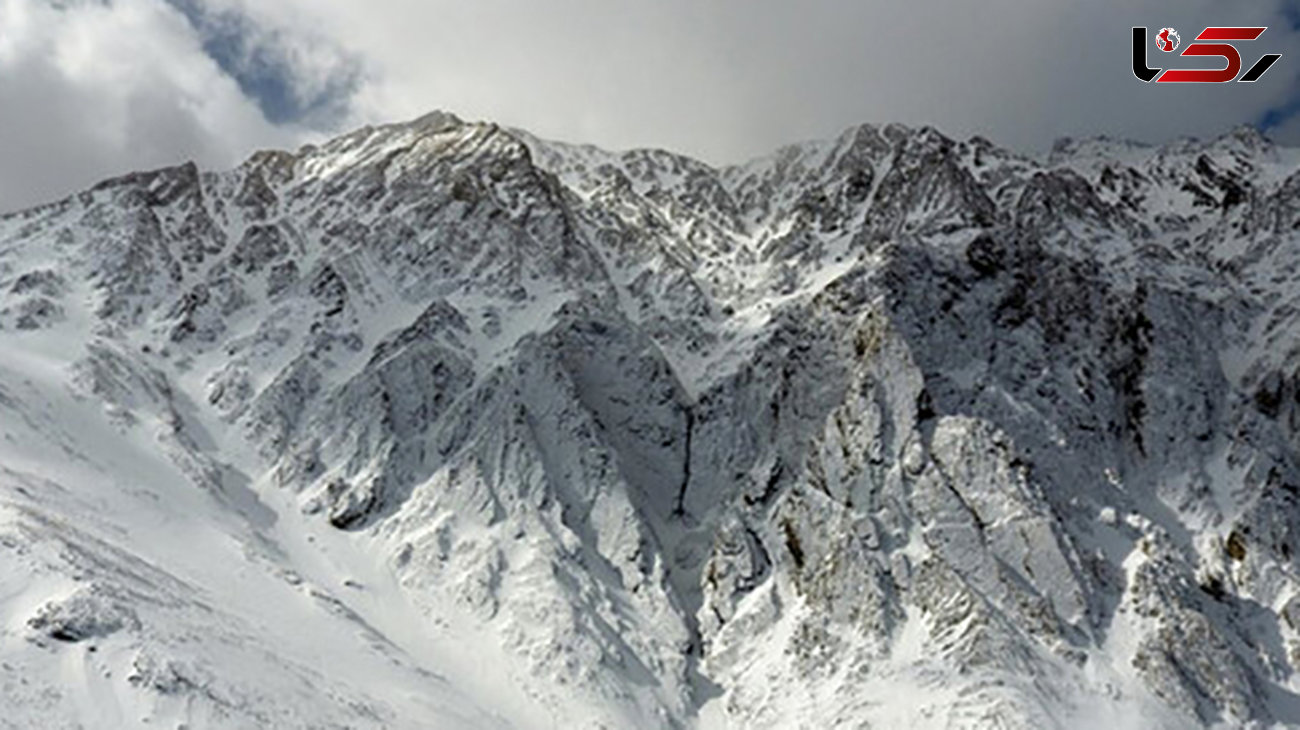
(3, 111), (1300, 728)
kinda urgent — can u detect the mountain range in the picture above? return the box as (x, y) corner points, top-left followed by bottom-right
(2, 111), (1300, 728)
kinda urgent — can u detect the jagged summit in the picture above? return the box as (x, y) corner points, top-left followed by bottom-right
(2, 113), (1300, 728)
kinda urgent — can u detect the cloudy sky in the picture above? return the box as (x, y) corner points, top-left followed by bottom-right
(3, 0), (1300, 212)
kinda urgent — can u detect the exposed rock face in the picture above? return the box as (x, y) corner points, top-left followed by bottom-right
(1, 113), (1299, 728)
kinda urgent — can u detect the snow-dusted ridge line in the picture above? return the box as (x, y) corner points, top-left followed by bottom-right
(1, 111), (1300, 728)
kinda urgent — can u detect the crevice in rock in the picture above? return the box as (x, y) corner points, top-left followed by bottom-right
(674, 405), (694, 517)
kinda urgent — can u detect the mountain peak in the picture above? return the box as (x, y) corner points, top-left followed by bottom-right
(2, 115), (1300, 729)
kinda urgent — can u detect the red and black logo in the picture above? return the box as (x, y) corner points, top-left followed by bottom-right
(1132, 26), (1281, 83)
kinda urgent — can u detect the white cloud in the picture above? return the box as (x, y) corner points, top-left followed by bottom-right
(4, 0), (1300, 211)
(0, 0), (295, 212)
(213, 0), (1300, 162)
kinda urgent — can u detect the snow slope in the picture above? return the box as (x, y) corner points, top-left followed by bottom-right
(2, 111), (1300, 727)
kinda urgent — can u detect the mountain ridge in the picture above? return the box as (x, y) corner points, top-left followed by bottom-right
(1, 111), (1299, 728)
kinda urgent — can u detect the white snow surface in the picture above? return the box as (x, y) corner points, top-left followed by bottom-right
(1, 113), (1299, 728)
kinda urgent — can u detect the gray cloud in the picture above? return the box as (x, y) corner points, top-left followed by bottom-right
(161, 0), (363, 128)
(4, 0), (1300, 213)
(0, 0), (295, 212)
(256, 0), (1300, 161)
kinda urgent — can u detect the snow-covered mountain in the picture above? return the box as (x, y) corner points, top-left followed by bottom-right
(3, 111), (1300, 728)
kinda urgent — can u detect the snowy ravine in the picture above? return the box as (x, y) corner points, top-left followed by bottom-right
(3, 111), (1300, 728)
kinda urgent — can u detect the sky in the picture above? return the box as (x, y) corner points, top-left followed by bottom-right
(3, 0), (1300, 212)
